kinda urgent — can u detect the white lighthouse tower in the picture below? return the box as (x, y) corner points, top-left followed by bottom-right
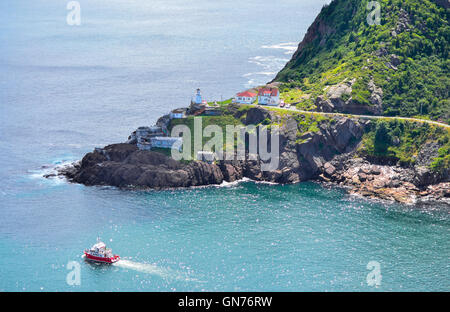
(190, 88), (207, 113)
(194, 88), (203, 105)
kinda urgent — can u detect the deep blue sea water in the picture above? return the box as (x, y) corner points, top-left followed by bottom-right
(0, 0), (448, 291)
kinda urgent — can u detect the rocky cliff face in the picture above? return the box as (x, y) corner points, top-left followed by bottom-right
(58, 105), (449, 204)
(61, 106), (365, 187)
(65, 144), (225, 188)
(277, 115), (365, 182)
(314, 78), (383, 115)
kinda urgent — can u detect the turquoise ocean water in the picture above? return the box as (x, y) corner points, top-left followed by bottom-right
(0, 0), (448, 291)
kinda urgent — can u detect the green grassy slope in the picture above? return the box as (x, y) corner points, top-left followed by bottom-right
(275, 0), (449, 123)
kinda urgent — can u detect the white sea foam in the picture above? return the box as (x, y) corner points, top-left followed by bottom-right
(252, 180), (278, 186)
(217, 177), (251, 188)
(248, 55), (290, 69)
(113, 259), (199, 282)
(243, 42), (298, 87)
(261, 42), (298, 55)
(28, 159), (78, 185)
(243, 71), (277, 77)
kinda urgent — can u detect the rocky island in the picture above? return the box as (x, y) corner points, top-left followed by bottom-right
(56, 0), (449, 205)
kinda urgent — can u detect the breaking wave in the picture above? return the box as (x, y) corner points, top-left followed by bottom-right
(28, 158), (77, 185)
(261, 42), (298, 55)
(217, 177), (251, 188)
(248, 55), (290, 72)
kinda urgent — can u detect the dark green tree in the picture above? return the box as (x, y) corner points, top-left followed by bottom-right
(374, 121), (392, 155)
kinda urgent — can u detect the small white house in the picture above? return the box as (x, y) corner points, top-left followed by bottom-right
(234, 91), (257, 104)
(258, 87), (280, 106)
(170, 108), (187, 119)
(150, 137), (183, 151)
(136, 126), (163, 138)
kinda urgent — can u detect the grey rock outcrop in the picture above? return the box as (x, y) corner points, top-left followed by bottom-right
(244, 107), (276, 125)
(391, 9), (411, 37)
(315, 78), (382, 115)
(70, 145), (226, 188)
(367, 79), (383, 114)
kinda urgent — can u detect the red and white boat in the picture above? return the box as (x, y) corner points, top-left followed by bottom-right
(84, 241), (120, 264)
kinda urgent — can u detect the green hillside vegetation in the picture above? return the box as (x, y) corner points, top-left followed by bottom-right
(168, 114), (244, 158)
(358, 119), (450, 170)
(167, 108), (330, 159)
(167, 110), (449, 173)
(275, 0), (449, 123)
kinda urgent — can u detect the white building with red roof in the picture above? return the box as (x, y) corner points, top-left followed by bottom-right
(234, 91), (257, 104)
(258, 87), (280, 106)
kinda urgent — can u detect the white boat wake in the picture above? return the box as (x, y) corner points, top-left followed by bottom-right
(113, 259), (200, 282)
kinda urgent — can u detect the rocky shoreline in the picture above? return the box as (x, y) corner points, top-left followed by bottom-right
(53, 105), (449, 206)
(319, 154), (450, 205)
